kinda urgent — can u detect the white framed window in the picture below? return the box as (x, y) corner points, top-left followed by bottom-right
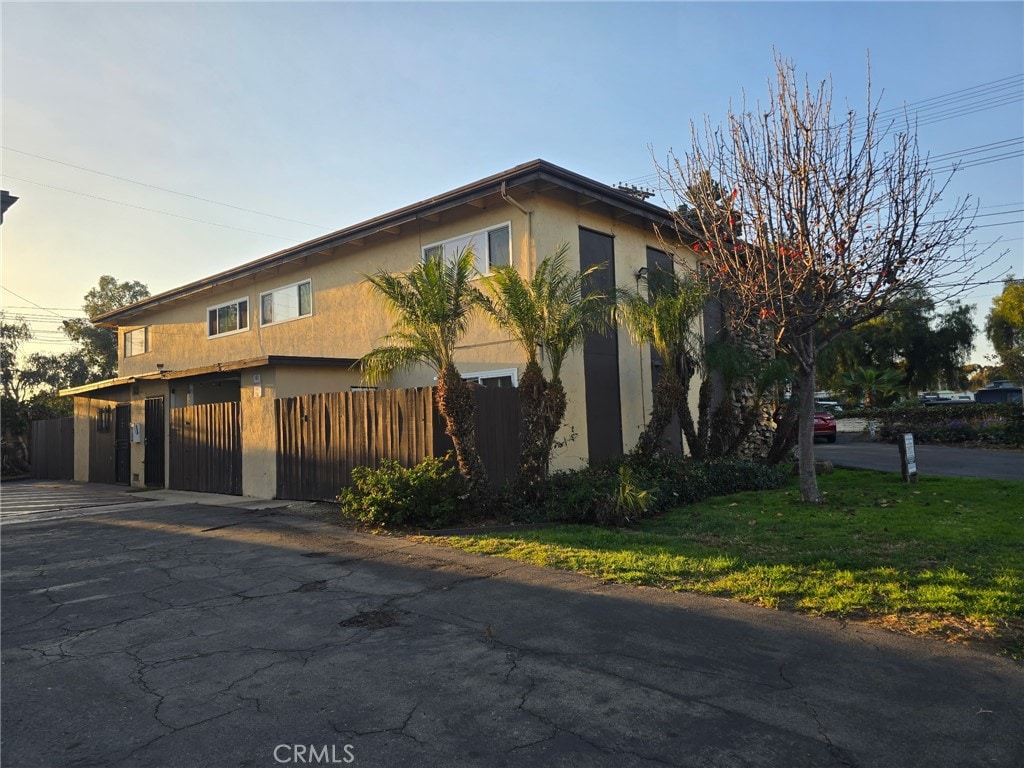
(462, 368), (519, 389)
(124, 327), (148, 357)
(423, 222), (511, 274)
(260, 279), (312, 326)
(207, 297), (249, 337)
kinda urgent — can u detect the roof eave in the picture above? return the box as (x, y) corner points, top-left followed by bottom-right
(92, 159), (678, 325)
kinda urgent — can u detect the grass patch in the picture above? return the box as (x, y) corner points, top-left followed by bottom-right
(429, 470), (1024, 656)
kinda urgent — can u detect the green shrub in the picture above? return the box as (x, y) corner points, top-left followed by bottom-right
(868, 403), (1024, 446)
(505, 456), (790, 527)
(338, 455), (465, 529)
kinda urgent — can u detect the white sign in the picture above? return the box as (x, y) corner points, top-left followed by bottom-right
(903, 434), (916, 472)
(253, 373), (263, 398)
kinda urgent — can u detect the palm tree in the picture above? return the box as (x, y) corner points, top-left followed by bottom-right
(616, 269), (708, 458)
(482, 243), (610, 497)
(841, 366), (906, 409)
(359, 248), (489, 495)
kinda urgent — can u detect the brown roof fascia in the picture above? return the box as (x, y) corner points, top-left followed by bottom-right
(92, 159), (677, 326)
(59, 376), (137, 398)
(143, 355), (362, 381)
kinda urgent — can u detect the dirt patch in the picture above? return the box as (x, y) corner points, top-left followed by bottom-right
(282, 501), (349, 526)
(859, 611), (1024, 660)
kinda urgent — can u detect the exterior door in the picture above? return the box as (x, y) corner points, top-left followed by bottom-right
(144, 397), (165, 487)
(114, 404), (131, 485)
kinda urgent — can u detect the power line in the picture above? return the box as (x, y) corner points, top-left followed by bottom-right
(927, 137), (1022, 162)
(1, 146), (331, 231)
(2, 175), (300, 241)
(1, 305), (85, 313)
(1, 286), (66, 319)
(872, 74), (1022, 119)
(624, 75), (1024, 187)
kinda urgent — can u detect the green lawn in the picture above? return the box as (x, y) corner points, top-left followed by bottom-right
(429, 470), (1024, 655)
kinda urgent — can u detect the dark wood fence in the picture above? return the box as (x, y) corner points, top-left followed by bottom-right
(30, 417), (74, 480)
(169, 402), (242, 495)
(276, 386), (520, 501)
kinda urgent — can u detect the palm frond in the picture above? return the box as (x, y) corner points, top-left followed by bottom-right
(480, 242), (612, 381)
(616, 270), (708, 368)
(361, 247), (484, 381)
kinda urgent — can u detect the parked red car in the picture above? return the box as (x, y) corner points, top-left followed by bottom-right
(773, 407), (837, 443)
(812, 411), (837, 443)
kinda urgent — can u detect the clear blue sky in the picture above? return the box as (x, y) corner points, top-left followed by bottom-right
(3, 1), (1022, 367)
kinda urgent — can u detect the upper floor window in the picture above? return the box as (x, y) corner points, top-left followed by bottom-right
(260, 279), (312, 326)
(423, 223), (511, 275)
(207, 297), (249, 337)
(124, 327), (148, 357)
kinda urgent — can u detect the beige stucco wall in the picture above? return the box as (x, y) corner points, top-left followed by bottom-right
(72, 391), (131, 483)
(106, 192), (700, 489)
(239, 365), (367, 497)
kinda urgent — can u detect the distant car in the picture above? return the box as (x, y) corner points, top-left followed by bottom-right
(773, 408), (837, 443)
(813, 411), (838, 443)
(815, 400), (844, 415)
(975, 383), (1023, 404)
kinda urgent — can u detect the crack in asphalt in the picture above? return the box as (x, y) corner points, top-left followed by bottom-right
(778, 664), (859, 768)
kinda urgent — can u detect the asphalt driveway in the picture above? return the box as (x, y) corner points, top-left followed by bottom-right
(816, 435), (1024, 480)
(2, 487), (1022, 767)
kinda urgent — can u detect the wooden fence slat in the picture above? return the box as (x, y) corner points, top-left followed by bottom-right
(30, 417), (74, 480)
(169, 402), (242, 495)
(275, 385), (520, 501)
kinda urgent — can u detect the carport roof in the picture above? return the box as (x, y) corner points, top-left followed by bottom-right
(59, 355), (360, 397)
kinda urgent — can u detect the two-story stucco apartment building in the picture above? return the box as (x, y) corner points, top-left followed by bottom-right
(62, 159), (699, 498)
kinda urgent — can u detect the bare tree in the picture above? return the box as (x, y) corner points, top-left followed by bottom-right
(660, 54), (991, 502)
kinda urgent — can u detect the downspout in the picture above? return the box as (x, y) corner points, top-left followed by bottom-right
(500, 181), (534, 276)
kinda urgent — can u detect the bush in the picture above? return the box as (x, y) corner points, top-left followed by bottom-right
(869, 403), (1024, 446)
(338, 455), (466, 529)
(503, 456), (790, 527)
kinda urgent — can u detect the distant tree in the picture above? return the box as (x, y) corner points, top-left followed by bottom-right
(359, 249), (489, 496)
(1, 315), (36, 473)
(22, 351), (92, 395)
(481, 244), (611, 499)
(1, 314), (32, 402)
(660, 53), (987, 502)
(2, 315), (90, 474)
(818, 284), (976, 394)
(984, 277), (1024, 384)
(62, 275), (149, 379)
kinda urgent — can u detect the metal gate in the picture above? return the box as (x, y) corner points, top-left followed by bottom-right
(144, 397), (165, 487)
(114, 404), (131, 485)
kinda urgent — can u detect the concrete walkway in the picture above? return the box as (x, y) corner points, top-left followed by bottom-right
(2, 487), (1022, 767)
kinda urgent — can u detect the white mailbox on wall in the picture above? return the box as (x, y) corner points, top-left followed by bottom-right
(130, 423), (143, 443)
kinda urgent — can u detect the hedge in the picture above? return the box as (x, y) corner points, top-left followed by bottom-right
(843, 403), (1024, 446)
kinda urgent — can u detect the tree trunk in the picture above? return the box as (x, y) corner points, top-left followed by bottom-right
(634, 372), (677, 458)
(542, 378), (568, 467)
(765, 398), (798, 465)
(795, 360), (821, 503)
(435, 366), (489, 497)
(515, 361), (549, 501)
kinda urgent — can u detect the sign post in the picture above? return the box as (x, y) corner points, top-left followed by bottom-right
(898, 433), (918, 483)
